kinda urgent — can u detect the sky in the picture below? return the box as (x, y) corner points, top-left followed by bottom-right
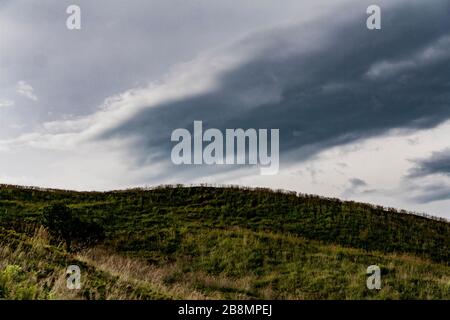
(1, 0), (450, 218)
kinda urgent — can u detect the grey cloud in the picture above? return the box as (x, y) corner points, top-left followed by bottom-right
(408, 182), (450, 204)
(1, 0), (321, 135)
(349, 178), (367, 189)
(405, 148), (450, 203)
(87, 0), (450, 181)
(408, 148), (450, 178)
(341, 178), (371, 197)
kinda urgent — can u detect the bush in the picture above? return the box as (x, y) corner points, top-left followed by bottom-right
(42, 203), (104, 251)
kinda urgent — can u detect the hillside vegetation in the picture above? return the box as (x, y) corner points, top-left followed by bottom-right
(0, 184), (449, 299)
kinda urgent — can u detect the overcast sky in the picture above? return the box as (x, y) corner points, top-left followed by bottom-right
(1, 0), (450, 218)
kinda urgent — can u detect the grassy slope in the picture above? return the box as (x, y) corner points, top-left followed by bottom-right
(0, 184), (449, 299)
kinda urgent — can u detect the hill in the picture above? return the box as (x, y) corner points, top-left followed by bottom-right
(0, 184), (449, 299)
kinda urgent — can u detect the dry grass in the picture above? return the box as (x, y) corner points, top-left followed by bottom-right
(77, 247), (258, 299)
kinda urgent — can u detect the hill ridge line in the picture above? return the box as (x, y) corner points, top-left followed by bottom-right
(0, 183), (448, 223)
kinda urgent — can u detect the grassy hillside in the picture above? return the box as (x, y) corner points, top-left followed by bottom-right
(0, 184), (449, 299)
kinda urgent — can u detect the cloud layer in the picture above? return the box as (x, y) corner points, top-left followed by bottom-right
(80, 0), (450, 180)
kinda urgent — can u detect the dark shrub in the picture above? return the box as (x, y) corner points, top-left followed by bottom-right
(42, 203), (104, 251)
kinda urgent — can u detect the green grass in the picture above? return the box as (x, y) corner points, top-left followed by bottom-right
(0, 184), (448, 299)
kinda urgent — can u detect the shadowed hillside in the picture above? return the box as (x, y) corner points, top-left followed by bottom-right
(0, 184), (449, 299)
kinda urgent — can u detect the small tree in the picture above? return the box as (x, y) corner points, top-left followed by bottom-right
(42, 203), (104, 252)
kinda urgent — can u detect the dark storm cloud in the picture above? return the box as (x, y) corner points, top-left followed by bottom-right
(89, 0), (450, 180)
(408, 148), (450, 178)
(405, 148), (450, 203)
